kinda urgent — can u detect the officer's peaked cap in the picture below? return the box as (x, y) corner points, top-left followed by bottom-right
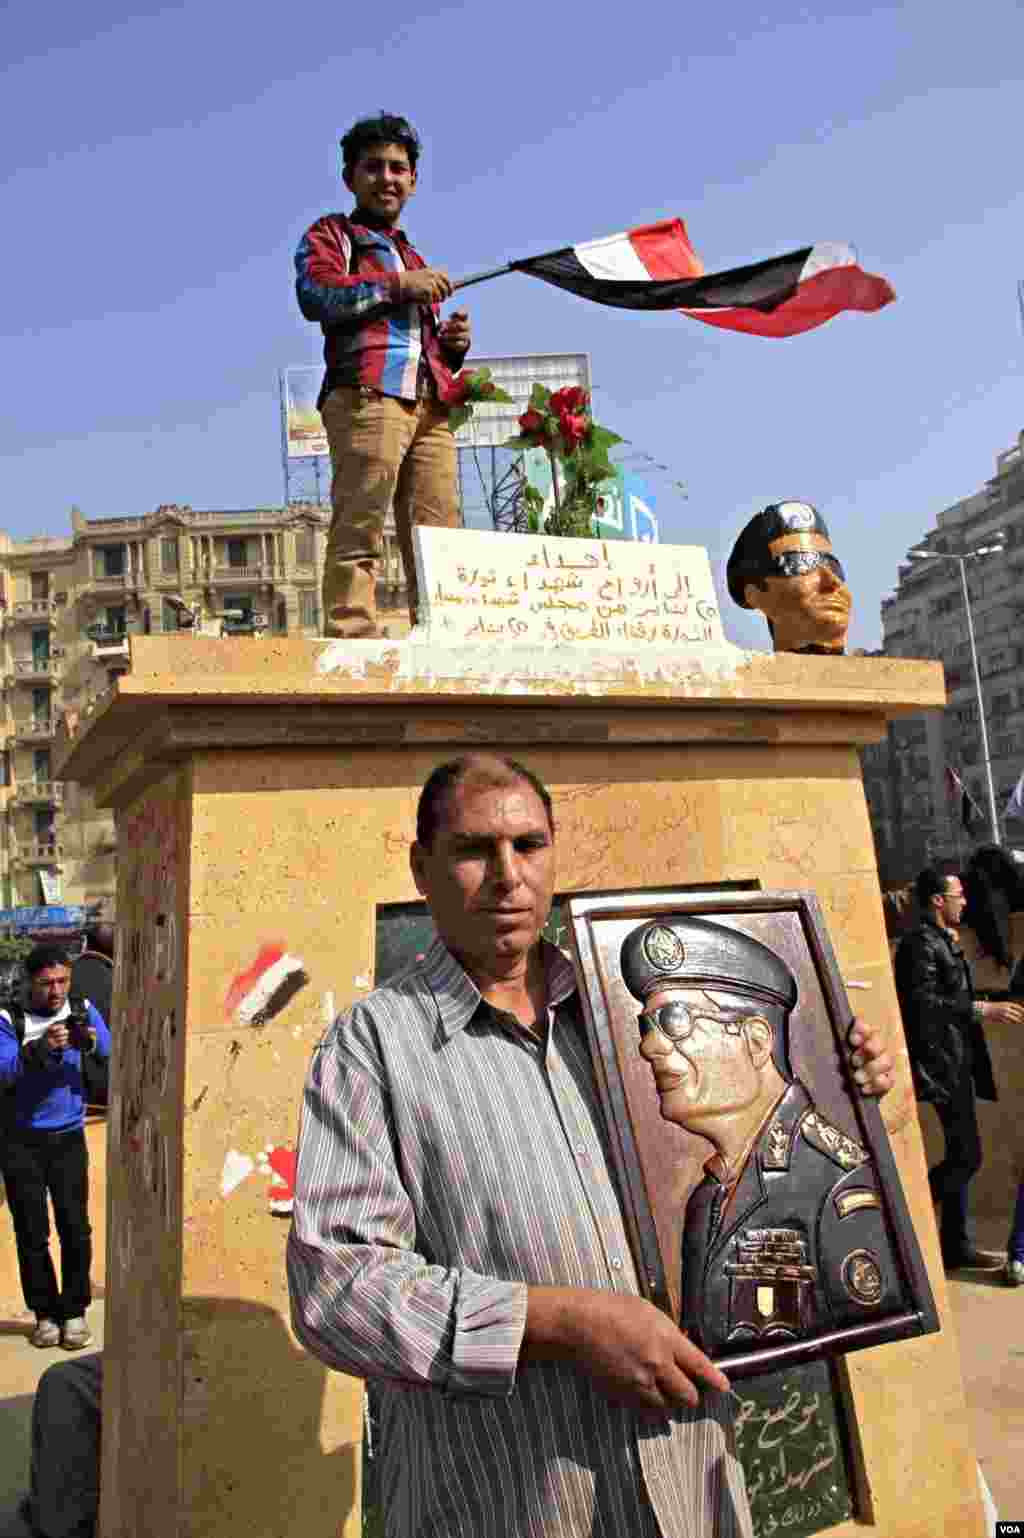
(726, 501), (832, 608)
(621, 916), (798, 1011)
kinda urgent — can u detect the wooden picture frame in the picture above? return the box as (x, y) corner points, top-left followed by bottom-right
(567, 886), (939, 1380)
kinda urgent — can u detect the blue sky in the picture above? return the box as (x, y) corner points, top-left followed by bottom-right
(2, 0), (1023, 650)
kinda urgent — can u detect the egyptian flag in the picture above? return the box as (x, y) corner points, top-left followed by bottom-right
(511, 220), (894, 337)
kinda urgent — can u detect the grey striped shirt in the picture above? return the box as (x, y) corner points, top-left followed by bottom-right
(287, 938), (751, 1538)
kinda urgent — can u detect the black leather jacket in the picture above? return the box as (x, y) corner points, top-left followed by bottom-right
(893, 919), (997, 1105)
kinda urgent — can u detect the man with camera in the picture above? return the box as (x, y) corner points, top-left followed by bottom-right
(0, 946), (111, 1350)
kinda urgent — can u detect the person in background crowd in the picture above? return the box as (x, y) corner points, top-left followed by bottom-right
(71, 927), (113, 1037)
(288, 754), (895, 1538)
(894, 867), (1024, 1271)
(70, 927), (113, 1110)
(3, 1353), (103, 1538)
(0, 946), (110, 1350)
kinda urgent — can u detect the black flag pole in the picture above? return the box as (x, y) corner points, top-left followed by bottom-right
(450, 245), (573, 293)
(450, 263), (514, 292)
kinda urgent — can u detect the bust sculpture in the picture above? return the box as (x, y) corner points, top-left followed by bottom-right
(726, 501), (851, 654)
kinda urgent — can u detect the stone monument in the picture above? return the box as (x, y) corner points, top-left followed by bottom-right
(55, 527), (984, 1538)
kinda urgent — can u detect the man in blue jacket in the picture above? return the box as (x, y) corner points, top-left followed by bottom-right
(0, 945), (111, 1350)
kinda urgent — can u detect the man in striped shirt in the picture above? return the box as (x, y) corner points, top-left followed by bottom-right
(295, 113), (471, 639)
(288, 755), (895, 1536)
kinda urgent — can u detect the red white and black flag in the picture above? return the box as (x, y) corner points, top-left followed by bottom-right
(510, 220), (895, 337)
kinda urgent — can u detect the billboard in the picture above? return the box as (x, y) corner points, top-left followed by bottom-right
(281, 366), (328, 459)
(522, 451), (659, 543)
(453, 353), (591, 450)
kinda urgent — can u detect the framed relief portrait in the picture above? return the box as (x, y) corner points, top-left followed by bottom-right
(567, 886), (939, 1380)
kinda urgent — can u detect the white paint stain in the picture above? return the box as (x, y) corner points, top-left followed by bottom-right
(843, 980), (872, 990)
(322, 991), (336, 1026)
(219, 1149), (254, 1197)
(315, 637), (749, 693)
(354, 974), (371, 990)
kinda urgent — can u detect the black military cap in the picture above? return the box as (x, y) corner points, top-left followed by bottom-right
(620, 917), (798, 1012)
(726, 501), (836, 608)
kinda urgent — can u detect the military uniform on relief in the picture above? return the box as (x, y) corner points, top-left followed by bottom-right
(618, 914), (910, 1360)
(682, 1080), (909, 1357)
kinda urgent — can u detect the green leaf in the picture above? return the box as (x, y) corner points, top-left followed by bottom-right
(488, 386), (514, 404)
(529, 382), (551, 410)
(447, 405), (472, 434)
(589, 425), (624, 452)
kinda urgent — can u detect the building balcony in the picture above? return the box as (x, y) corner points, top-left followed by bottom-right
(7, 600), (56, 625)
(86, 627), (130, 661)
(12, 719), (55, 743)
(89, 570), (134, 592)
(210, 564), (276, 585)
(10, 841), (64, 867)
(12, 781), (63, 807)
(6, 657), (63, 685)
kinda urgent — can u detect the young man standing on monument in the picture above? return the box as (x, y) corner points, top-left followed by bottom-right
(295, 113), (471, 639)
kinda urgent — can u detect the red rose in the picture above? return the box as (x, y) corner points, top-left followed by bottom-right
(518, 408), (547, 438)
(557, 410), (588, 449)
(550, 385), (589, 416)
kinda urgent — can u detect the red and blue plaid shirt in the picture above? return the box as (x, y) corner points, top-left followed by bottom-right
(295, 210), (465, 408)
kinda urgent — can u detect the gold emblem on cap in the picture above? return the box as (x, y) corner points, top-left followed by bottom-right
(643, 925), (685, 973)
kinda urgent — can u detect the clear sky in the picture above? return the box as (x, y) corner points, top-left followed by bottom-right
(2, 0), (1022, 650)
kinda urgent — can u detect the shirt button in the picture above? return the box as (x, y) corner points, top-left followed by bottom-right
(610, 1258), (623, 1271)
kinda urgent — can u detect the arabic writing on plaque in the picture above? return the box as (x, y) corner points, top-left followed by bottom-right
(733, 1360), (854, 1538)
(413, 527), (723, 649)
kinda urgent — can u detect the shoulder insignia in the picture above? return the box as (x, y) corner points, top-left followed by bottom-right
(763, 1118), (793, 1171)
(801, 1110), (868, 1171)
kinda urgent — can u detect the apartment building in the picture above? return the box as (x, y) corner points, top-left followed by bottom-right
(0, 501), (409, 915)
(863, 427), (1024, 885)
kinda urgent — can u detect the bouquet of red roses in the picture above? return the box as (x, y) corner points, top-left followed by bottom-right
(440, 367), (513, 434)
(505, 384), (622, 537)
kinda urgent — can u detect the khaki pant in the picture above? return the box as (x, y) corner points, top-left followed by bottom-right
(321, 387), (459, 637)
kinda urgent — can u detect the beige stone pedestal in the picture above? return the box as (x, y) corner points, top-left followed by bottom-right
(57, 636), (985, 1538)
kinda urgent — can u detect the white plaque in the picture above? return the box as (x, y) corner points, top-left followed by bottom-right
(413, 528), (723, 650)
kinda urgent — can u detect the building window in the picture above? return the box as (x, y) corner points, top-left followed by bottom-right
(299, 590), (318, 629)
(276, 597), (288, 634)
(95, 545), (125, 578)
(295, 528), (315, 567)
(32, 687), (50, 725)
(226, 538), (247, 569)
(106, 605), (127, 636)
(162, 598), (182, 632)
(30, 571), (49, 601)
(33, 749), (51, 782)
(161, 537), (179, 573)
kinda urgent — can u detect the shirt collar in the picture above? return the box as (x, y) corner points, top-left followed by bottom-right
(350, 206), (408, 239)
(419, 935), (577, 1042)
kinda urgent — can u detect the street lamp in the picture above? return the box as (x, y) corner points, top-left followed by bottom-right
(907, 534), (1005, 845)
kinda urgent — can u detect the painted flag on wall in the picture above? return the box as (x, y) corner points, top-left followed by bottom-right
(1005, 769), (1024, 820)
(512, 224), (894, 337)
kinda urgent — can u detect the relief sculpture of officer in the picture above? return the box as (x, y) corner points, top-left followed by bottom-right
(621, 918), (909, 1359)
